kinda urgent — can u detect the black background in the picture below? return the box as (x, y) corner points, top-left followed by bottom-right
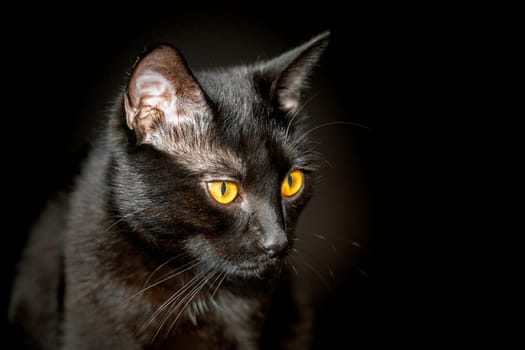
(1, 6), (422, 348)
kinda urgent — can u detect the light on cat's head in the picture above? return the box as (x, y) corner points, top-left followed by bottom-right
(281, 169), (304, 197)
(207, 181), (238, 204)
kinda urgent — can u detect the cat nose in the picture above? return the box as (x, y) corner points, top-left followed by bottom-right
(261, 230), (288, 257)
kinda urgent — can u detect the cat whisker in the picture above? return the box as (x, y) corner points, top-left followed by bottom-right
(78, 207), (151, 252)
(123, 259), (203, 305)
(290, 261), (299, 275)
(150, 258), (200, 286)
(285, 92), (320, 143)
(357, 268), (369, 278)
(149, 267), (214, 342)
(302, 149), (331, 169)
(294, 257), (332, 291)
(209, 269), (227, 299)
(351, 240), (370, 253)
(199, 266), (223, 299)
(296, 246), (336, 279)
(284, 111), (299, 145)
(290, 247), (333, 292)
(305, 232), (337, 252)
(205, 269), (222, 294)
(143, 252), (192, 287)
(342, 240), (371, 277)
(302, 238), (370, 278)
(163, 269), (218, 338)
(136, 265), (212, 337)
(98, 206), (151, 239)
(293, 121), (373, 147)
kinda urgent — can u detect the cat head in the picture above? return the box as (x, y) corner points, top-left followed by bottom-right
(112, 32), (329, 279)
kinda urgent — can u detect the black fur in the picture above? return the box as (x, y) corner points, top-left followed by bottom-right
(9, 31), (329, 349)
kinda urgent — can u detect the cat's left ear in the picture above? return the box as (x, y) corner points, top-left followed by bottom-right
(259, 31), (330, 116)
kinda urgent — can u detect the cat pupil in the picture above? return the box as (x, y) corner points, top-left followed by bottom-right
(221, 182), (227, 196)
(288, 174), (293, 187)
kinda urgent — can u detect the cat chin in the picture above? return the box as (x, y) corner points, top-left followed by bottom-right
(213, 258), (282, 280)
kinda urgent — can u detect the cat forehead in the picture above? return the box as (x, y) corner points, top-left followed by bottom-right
(149, 69), (303, 175)
(197, 69), (261, 119)
(197, 70), (293, 139)
(153, 119), (295, 176)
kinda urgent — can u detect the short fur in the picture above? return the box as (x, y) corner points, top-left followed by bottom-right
(9, 31), (329, 349)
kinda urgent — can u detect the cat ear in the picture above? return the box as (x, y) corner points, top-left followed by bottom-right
(260, 31), (330, 115)
(124, 44), (208, 144)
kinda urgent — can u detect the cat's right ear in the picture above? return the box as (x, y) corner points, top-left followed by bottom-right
(257, 31), (330, 117)
(124, 44), (208, 144)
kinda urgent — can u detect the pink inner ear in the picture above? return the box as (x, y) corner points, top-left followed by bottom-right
(135, 72), (176, 117)
(136, 74), (172, 102)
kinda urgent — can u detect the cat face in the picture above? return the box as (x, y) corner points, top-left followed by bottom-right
(113, 33), (329, 279)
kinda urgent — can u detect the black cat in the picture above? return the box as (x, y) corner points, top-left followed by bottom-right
(9, 31), (329, 349)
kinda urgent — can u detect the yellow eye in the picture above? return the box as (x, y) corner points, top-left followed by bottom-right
(207, 181), (238, 204)
(281, 169), (303, 197)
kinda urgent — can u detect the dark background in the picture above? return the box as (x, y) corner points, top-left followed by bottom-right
(1, 7), (419, 348)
